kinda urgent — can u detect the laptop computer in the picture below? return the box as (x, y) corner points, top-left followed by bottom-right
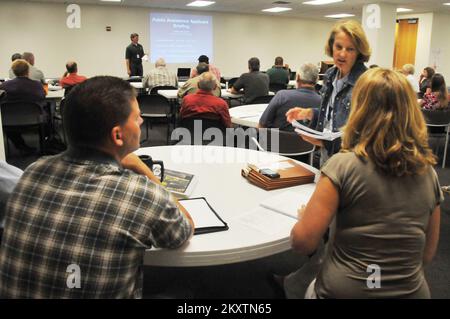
(289, 71), (296, 80)
(177, 68), (191, 81)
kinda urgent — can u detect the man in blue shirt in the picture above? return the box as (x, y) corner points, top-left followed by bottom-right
(259, 63), (321, 131)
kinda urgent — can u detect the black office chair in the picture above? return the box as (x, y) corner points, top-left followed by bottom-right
(149, 85), (177, 95)
(137, 94), (173, 144)
(1, 101), (46, 155)
(227, 77), (239, 88)
(172, 116), (227, 146)
(269, 83), (287, 93)
(53, 98), (67, 144)
(249, 95), (273, 105)
(422, 108), (450, 168)
(251, 128), (315, 165)
(126, 76), (143, 83)
(63, 85), (75, 97)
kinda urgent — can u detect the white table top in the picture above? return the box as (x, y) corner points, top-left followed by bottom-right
(46, 89), (64, 99)
(229, 103), (269, 128)
(137, 145), (318, 267)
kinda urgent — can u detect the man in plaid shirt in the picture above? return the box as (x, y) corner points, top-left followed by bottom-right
(0, 76), (194, 298)
(142, 58), (178, 91)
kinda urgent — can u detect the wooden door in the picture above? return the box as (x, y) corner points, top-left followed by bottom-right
(393, 18), (418, 70)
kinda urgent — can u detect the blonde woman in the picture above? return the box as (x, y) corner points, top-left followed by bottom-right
(291, 68), (442, 298)
(286, 20), (371, 161)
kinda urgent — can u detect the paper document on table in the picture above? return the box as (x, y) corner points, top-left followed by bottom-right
(292, 120), (343, 141)
(178, 197), (228, 235)
(260, 186), (315, 219)
(235, 207), (296, 236)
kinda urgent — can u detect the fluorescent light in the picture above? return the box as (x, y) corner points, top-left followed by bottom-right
(262, 7), (293, 13)
(100, 0), (122, 2)
(187, 1), (215, 7)
(444, 3), (450, 5)
(303, 0), (343, 5)
(325, 13), (355, 18)
(397, 8), (413, 12)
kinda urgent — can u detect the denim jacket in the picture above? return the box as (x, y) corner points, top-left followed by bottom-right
(311, 60), (367, 156)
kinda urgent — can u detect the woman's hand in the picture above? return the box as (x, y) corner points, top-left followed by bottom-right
(286, 107), (313, 123)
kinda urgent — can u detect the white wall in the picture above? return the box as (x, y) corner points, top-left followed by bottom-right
(429, 13), (450, 80)
(0, 1), (333, 79)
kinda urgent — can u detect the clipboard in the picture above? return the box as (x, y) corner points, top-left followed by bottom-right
(178, 197), (229, 235)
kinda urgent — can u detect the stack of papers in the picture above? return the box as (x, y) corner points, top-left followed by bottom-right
(259, 186), (315, 219)
(292, 120), (343, 141)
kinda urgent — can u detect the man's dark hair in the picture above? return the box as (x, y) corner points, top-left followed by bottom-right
(66, 62), (78, 74)
(196, 62), (209, 75)
(248, 57), (260, 72)
(11, 53), (22, 62)
(130, 33), (138, 39)
(198, 55), (209, 63)
(274, 56), (283, 66)
(64, 76), (137, 148)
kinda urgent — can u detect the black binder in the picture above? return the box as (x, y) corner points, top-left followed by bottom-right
(178, 197), (229, 235)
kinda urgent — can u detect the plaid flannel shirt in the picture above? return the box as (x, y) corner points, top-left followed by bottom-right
(0, 148), (192, 298)
(142, 67), (178, 90)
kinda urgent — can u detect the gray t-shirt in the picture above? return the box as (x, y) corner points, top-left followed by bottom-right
(259, 88), (321, 131)
(316, 152), (443, 298)
(233, 71), (269, 104)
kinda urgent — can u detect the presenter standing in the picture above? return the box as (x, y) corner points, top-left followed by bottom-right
(125, 33), (145, 77)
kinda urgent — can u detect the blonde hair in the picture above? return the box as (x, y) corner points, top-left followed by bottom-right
(342, 68), (436, 176)
(402, 64), (415, 75)
(325, 20), (371, 63)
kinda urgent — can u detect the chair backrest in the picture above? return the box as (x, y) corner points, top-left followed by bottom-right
(149, 85), (178, 95)
(269, 83), (288, 93)
(173, 117), (227, 145)
(422, 109), (450, 126)
(63, 85), (75, 97)
(0, 101), (44, 126)
(249, 95), (274, 104)
(253, 128), (315, 156)
(137, 94), (171, 116)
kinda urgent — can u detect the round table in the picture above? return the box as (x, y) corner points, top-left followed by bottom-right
(136, 145), (318, 267)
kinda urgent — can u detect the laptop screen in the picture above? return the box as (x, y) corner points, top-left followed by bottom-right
(289, 71), (296, 80)
(177, 68), (191, 77)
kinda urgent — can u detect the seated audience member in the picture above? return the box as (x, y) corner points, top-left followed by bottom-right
(419, 67), (435, 97)
(20, 52), (45, 83)
(0, 76), (194, 298)
(0, 161), (23, 240)
(290, 68), (441, 298)
(231, 57), (269, 104)
(142, 57), (178, 91)
(266, 56), (289, 89)
(259, 63), (321, 131)
(8, 53), (22, 79)
(178, 63), (220, 99)
(180, 72), (232, 128)
(0, 59), (46, 153)
(59, 61), (87, 89)
(421, 73), (449, 110)
(401, 64), (419, 92)
(190, 55), (221, 82)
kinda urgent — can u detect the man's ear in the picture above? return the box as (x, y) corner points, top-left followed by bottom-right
(111, 126), (124, 147)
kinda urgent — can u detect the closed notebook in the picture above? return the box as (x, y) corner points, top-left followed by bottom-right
(241, 159), (315, 190)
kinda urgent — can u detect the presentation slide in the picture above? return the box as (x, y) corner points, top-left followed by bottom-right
(150, 13), (213, 63)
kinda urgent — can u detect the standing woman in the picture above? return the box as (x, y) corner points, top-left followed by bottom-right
(291, 68), (442, 298)
(286, 20), (371, 162)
